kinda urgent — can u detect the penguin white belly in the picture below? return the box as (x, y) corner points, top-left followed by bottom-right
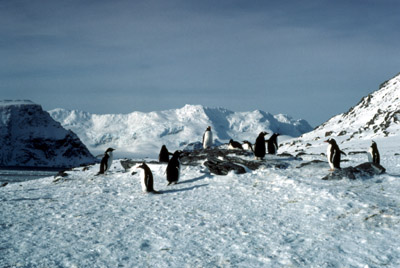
(141, 172), (147, 192)
(327, 144), (335, 169)
(243, 143), (252, 151)
(367, 148), (373, 162)
(203, 132), (213, 149)
(107, 152), (113, 172)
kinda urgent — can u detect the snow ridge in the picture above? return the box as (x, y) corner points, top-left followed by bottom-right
(49, 104), (313, 157)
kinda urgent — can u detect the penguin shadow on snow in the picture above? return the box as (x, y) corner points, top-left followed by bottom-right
(159, 183), (209, 194)
(178, 173), (213, 185)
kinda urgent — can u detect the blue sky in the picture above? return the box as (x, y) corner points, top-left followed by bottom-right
(1, 0), (400, 126)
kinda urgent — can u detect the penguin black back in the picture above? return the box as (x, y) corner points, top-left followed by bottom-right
(369, 141), (380, 165)
(137, 162), (159, 193)
(97, 147), (115, 175)
(159, 145), (171, 163)
(228, 139), (243, 150)
(254, 132), (268, 159)
(166, 150), (182, 185)
(325, 138), (346, 169)
(267, 133), (280, 154)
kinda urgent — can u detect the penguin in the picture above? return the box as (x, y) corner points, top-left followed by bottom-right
(253, 132), (268, 160)
(242, 140), (254, 152)
(202, 126), (213, 149)
(97, 148), (115, 175)
(228, 139), (243, 150)
(324, 138), (346, 170)
(137, 162), (159, 193)
(368, 141), (380, 165)
(166, 150), (182, 185)
(267, 133), (280, 155)
(159, 145), (173, 163)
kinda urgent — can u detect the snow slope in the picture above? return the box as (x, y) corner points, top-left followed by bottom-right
(1, 145), (400, 267)
(0, 100), (96, 168)
(49, 104), (312, 158)
(281, 72), (400, 156)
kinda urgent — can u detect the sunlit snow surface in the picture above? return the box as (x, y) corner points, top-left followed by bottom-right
(1, 147), (400, 267)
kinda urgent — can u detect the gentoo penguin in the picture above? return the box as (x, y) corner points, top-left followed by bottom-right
(253, 132), (268, 160)
(368, 141), (380, 165)
(267, 133), (280, 155)
(242, 140), (254, 152)
(228, 139), (243, 150)
(137, 162), (159, 193)
(324, 138), (346, 170)
(166, 150), (182, 185)
(202, 126), (213, 149)
(159, 145), (173, 163)
(97, 148), (115, 175)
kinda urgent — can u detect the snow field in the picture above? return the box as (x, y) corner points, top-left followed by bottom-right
(2, 150), (400, 267)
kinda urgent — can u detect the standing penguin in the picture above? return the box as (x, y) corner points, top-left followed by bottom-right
(159, 145), (173, 163)
(228, 139), (243, 150)
(97, 148), (115, 175)
(202, 126), (213, 149)
(324, 138), (346, 170)
(166, 150), (182, 185)
(137, 162), (159, 193)
(368, 141), (380, 165)
(253, 132), (268, 160)
(267, 133), (280, 155)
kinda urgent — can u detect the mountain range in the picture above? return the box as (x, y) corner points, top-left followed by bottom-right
(49, 104), (313, 158)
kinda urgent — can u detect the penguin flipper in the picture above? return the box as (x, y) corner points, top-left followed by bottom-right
(340, 150), (347, 156)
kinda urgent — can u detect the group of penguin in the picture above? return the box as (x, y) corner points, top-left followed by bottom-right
(96, 126), (381, 194)
(325, 138), (380, 170)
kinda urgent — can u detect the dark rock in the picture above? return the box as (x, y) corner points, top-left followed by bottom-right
(296, 160), (327, 169)
(204, 157), (246, 175)
(322, 162), (386, 180)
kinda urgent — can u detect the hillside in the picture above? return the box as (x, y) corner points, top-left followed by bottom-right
(49, 104), (312, 157)
(280, 73), (400, 155)
(0, 100), (96, 168)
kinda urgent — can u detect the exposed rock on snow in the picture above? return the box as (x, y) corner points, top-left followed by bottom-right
(49, 104), (313, 157)
(121, 147), (293, 176)
(0, 100), (96, 168)
(322, 162), (386, 180)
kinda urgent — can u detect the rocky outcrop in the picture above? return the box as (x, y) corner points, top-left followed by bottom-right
(0, 100), (97, 168)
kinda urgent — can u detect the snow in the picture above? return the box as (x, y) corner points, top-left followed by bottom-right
(2, 74), (400, 266)
(1, 141), (400, 267)
(48, 104), (313, 158)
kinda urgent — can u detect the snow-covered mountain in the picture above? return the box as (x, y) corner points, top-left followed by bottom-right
(49, 104), (313, 157)
(0, 100), (96, 168)
(281, 72), (400, 155)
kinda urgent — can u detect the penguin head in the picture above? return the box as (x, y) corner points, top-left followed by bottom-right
(324, 138), (337, 145)
(206, 126), (212, 131)
(259, 131), (268, 137)
(229, 139), (234, 144)
(137, 162), (148, 170)
(371, 141), (378, 149)
(172, 150), (182, 158)
(105, 147), (115, 153)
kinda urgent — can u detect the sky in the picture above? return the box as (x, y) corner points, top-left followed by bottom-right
(1, 0), (400, 127)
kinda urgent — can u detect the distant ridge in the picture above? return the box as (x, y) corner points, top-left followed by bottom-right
(49, 104), (313, 157)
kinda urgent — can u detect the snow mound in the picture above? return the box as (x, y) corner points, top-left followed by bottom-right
(49, 104), (313, 158)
